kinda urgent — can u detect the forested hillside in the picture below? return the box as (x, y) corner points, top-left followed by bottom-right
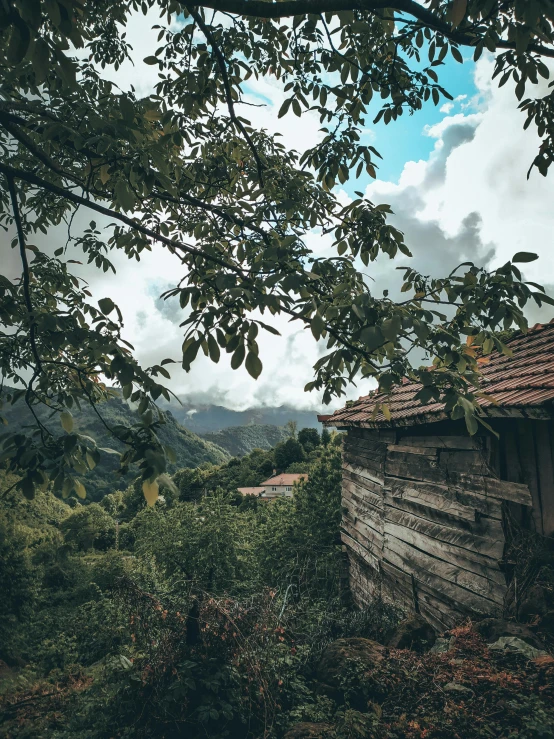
(200, 424), (290, 456)
(1, 393), (229, 501)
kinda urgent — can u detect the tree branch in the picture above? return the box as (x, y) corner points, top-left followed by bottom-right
(191, 0), (554, 58)
(0, 162), (247, 279)
(187, 7), (267, 184)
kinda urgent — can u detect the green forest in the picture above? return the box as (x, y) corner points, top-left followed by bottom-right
(2, 426), (554, 739)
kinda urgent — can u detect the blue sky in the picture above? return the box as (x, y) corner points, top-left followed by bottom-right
(352, 56), (478, 188)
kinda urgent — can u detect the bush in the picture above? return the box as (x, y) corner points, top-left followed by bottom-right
(60, 504), (116, 551)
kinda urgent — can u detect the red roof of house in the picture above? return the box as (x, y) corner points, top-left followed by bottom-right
(259, 473), (308, 486)
(237, 487), (265, 496)
(324, 319), (554, 429)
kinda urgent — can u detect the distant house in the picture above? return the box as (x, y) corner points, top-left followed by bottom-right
(258, 473), (308, 499)
(322, 320), (554, 631)
(237, 486), (265, 497)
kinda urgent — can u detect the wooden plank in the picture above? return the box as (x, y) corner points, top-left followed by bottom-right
(380, 560), (466, 627)
(448, 472), (533, 506)
(342, 480), (385, 518)
(384, 475), (503, 520)
(397, 434), (483, 450)
(343, 450), (384, 478)
(387, 444), (438, 457)
(439, 449), (492, 476)
(384, 502), (504, 559)
(343, 506), (384, 541)
(379, 559), (461, 629)
(536, 422), (554, 536)
(349, 428), (396, 444)
(385, 450), (447, 484)
(343, 447), (386, 468)
(344, 436), (388, 454)
(343, 518), (383, 555)
(341, 531), (379, 571)
(343, 473), (384, 504)
(384, 535), (504, 609)
(383, 519), (506, 588)
(343, 467), (385, 496)
(385, 477), (476, 522)
(342, 460), (385, 486)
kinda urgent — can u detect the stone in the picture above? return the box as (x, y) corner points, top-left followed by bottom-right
(429, 636), (456, 654)
(387, 614), (436, 653)
(473, 618), (545, 650)
(489, 636), (549, 660)
(315, 637), (385, 704)
(443, 682), (473, 695)
(283, 723), (332, 738)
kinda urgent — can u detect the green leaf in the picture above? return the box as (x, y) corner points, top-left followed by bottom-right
(7, 24), (31, 65)
(231, 343), (245, 369)
(465, 412), (478, 436)
(115, 180), (136, 211)
(32, 38), (50, 84)
(207, 334), (220, 363)
(311, 313), (325, 340)
(245, 352), (262, 379)
(98, 297), (115, 315)
(119, 95), (135, 123)
(60, 411), (74, 433)
(450, 0), (467, 28)
(73, 479), (86, 499)
(512, 252), (539, 263)
(143, 479), (159, 507)
(360, 326), (384, 352)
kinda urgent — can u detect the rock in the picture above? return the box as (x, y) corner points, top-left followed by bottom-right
(489, 636), (549, 660)
(473, 618), (546, 650)
(443, 682), (473, 695)
(518, 585), (549, 621)
(429, 636), (456, 654)
(283, 723), (332, 738)
(388, 615), (436, 653)
(315, 637), (385, 704)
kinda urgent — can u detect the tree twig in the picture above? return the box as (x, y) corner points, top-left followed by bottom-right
(187, 7), (266, 185)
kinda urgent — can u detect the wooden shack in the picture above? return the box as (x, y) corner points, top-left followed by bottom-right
(322, 321), (554, 631)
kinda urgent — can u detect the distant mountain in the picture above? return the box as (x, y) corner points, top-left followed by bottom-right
(157, 400), (323, 435)
(1, 392), (229, 501)
(201, 424), (290, 457)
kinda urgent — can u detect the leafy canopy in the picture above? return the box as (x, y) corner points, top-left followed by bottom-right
(2, 0), (554, 501)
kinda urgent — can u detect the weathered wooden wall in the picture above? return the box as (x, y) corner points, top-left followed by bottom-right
(341, 426), (534, 631)
(494, 419), (554, 537)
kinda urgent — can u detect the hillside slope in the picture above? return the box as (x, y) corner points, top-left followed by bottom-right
(1, 393), (229, 501)
(201, 424), (289, 456)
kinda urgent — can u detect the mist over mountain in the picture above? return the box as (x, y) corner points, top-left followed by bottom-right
(157, 399), (323, 435)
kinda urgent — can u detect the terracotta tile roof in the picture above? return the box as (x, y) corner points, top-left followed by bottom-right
(237, 487), (265, 496)
(324, 319), (554, 429)
(259, 473), (308, 486)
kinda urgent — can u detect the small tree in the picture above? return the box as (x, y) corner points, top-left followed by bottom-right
(274, 438), (305, 471)
(298, 427), (321, 452)
(60, 504), (116, 551)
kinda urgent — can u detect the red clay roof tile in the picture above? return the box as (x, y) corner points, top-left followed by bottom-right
(324, 319), (554, 428)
